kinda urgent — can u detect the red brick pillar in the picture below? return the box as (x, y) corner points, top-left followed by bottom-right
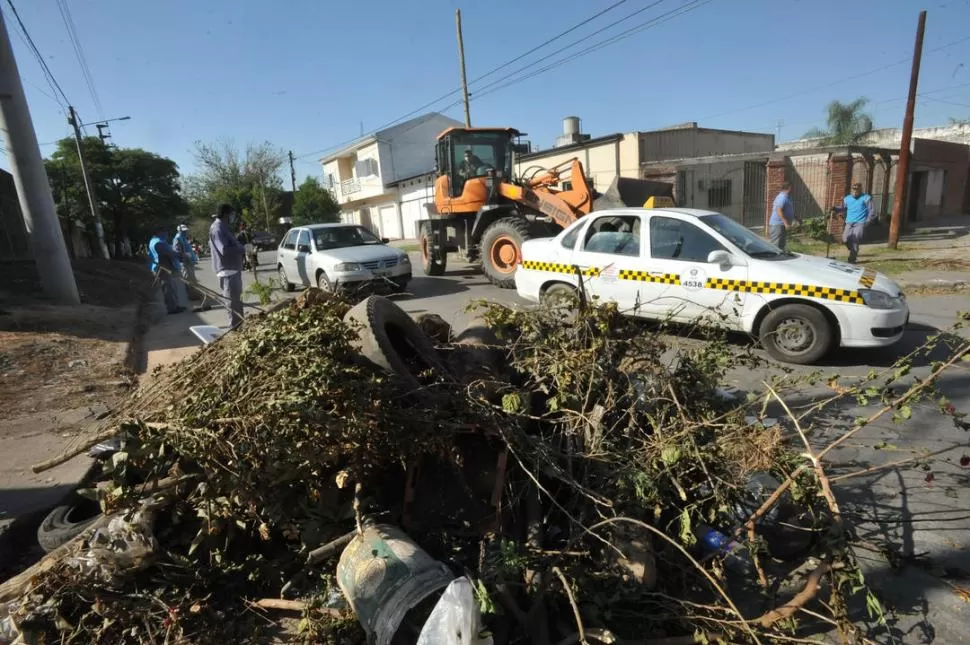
(826, 153), (851, 237)
(765, 156), (787, 233)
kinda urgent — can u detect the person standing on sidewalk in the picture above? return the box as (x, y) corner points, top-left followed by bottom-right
(173, 225), (210, 311)
(768, 182), (798, 250)
(209, 204), (246, 329)
(833, 182), (875, 264)
(148, 229), (185, 314)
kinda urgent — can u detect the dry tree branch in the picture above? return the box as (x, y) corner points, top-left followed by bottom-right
(553, 566), (586, 645)
(755, 562), (833, 628)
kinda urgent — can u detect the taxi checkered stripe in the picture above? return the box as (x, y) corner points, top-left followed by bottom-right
(617, 270), (679, 284)
(858, 268), (876, 288)
(520, 259), (600, 277)
(705, 277), (864, 304)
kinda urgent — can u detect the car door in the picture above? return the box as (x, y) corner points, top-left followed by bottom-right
(278, 229), (298, 277)
(294, 229), (312, 286)
(567, 213), (646, 311)
(640, 215), (748, 327)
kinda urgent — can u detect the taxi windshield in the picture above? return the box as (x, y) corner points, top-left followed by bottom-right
(699, 214), (791, 259)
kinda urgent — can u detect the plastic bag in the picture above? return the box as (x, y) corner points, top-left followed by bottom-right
(416, 577), (493, 645)
(67, 509), (157, 587)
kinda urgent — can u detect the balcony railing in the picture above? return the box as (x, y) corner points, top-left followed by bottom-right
(340, 178), (360, 196)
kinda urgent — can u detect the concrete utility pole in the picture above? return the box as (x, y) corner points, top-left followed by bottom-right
(67, 106), (110, 259)
(456, 9), (471, 128)
(0, 9), (79, 303)
(888, 10), (927, 249)
(288, 150), (297, 192)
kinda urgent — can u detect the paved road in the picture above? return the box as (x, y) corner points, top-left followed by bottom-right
(193, 251), (970, 640)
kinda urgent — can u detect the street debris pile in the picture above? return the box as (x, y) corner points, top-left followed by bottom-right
(0, 288), (939, 644)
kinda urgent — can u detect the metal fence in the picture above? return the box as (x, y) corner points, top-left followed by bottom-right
(675, 159), (767, 227)
(788, 156), (830, 222)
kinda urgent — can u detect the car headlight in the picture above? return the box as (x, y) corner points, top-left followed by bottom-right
(859, 288), (901, 309)
(400, 254), (410, 264)
(334, 262), (361, 272)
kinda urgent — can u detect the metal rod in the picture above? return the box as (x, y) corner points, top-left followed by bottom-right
(888, 10), (927, 249)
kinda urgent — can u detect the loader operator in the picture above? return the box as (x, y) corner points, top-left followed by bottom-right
(458, 148), (486, 179)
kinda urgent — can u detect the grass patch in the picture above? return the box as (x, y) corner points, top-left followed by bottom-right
(864, 257), (970, 276)
(393, 243), (420, 253)
(787, 237), (828, 255)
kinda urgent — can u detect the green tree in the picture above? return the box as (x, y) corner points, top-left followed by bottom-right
(292, 176), (340, 226)
(804, 97), (874, 145)
(45, 138), (187, 257)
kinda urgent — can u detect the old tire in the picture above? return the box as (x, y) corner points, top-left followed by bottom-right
(278, 264), (295, 292)
(480, 217), (531, 289)
(759, 304), (833, 364)
(344, 295), (449, 389)
(420, 223), (446, 276)
(37, 499), (102, 553)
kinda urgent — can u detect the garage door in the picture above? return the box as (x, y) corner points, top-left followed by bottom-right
(378, 205), (403, 240)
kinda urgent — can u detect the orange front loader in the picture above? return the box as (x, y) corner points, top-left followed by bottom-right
(416, 126), (672, 288)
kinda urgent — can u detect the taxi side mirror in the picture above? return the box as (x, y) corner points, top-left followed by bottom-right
(707, 250), (742, 267)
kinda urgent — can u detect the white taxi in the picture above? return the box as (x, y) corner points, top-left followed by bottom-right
(514, 208), (909, 364)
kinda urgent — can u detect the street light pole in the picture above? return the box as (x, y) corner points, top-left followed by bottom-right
(68, 106), (111, 259)
(0, 8), (80, 303)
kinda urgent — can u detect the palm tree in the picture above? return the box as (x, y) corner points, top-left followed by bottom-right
(804, 98), (874, 145)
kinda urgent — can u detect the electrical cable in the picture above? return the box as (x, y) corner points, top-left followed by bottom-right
(55, 0), (103, 118)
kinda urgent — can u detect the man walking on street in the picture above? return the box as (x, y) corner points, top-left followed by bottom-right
(209, 204), (246, 329)
(769, 182), (798, 250)
(833, 182), (874, 264)
(148, 229), (185, 315)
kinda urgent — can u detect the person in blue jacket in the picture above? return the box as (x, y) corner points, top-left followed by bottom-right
(833, 182), (875, 264)
(148, 229), (185, 314)
(173, 224), (210, 310)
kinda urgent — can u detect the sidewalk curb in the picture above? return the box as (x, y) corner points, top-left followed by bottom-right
(896, 278), (969, 290)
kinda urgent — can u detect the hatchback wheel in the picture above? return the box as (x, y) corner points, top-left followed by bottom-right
(278, 265), (294, 292)
(759, 304), (833, 364)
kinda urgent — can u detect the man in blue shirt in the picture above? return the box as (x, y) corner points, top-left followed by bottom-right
(768, 181), (798, 250)
(833, 182), (874, 264)
(148, 229), (184, 314)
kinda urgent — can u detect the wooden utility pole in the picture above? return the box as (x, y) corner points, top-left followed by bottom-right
(0, 9), (79, 303)
(68, 106), (110, 259)
(288, 150), (297, 192)
(456, 9), (471, 127)
(888, 10), (927, 249)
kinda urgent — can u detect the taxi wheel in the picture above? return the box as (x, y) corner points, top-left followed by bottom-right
(419, 223), (446, 276)
(481, 217), (531, 289)
(759, 304), (833, 364)
(541, 282), (579, 307)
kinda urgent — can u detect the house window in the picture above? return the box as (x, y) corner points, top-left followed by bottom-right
(708, 179), (732, 208)
(355, 158), (378, 177)
(325, 173), (335, 188)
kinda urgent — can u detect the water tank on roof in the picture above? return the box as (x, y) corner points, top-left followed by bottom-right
(563, 116), (581, 136)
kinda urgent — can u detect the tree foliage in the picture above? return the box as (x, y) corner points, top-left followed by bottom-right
(804, 97), (874, 145)
(45, 138), (187, 257)
(292, 176), (340, 226)
(184, 140), (286, 231)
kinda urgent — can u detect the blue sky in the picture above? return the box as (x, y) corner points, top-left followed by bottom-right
(3, 0), (970, 181)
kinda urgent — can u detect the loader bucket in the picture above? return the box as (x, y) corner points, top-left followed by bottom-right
(592, 177), (675, 210)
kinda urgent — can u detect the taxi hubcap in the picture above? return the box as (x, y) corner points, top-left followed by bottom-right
(776, 317), (814, 353)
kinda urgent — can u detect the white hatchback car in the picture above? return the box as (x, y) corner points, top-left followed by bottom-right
(276, 224), (411, 293)
(515, 208), (909, 364)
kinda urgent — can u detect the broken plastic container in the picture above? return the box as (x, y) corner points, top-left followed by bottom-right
(416, 577), (493, 645)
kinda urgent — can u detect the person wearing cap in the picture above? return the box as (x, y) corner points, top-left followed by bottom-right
(173, 224), (210, 311)
(209, 204), (246, 329)
(833, 182), (874, 264)
(148, 228), (184, 314)
(458, 148), (485, 179)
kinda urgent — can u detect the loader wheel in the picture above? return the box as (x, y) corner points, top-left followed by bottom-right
(481, 217), (531, 289)
(419, 223), (446, 276)
(344, 295), (450, 390)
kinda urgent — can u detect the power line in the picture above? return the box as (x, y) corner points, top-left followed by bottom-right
(3, 0), (71, 106)
(55, 0), (103, 118)
(699, 34), (970, 123)
(294, 0), (657, 160)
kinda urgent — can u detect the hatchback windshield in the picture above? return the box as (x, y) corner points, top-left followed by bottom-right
(699, 214), (790, 259)
(313, 226), (382, 250)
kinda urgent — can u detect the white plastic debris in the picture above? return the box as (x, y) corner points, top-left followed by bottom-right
(67, 509), (157, 587)
(416, 577), (493, 645)
(713, 386), (741, 403)
(744, 415), (779, 428)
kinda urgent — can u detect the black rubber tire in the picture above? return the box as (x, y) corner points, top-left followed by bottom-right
(343, 295), (449, 389)
(37, 499), (102, 553)
(419, 222), (446, 276)
(541, 282), (579, 307)
(480, 217), (532, 289)
(278, 264), (295, 292)
(759, 304), (833, 364)
(316, 270), (332, 292)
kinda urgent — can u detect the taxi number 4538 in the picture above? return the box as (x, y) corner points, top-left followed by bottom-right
(682, 279), (704, 289)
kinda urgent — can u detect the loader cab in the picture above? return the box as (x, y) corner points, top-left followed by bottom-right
(435, 127), (518, 199)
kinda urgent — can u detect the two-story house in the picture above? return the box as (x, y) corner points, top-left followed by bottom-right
(321, 112), (462, 239)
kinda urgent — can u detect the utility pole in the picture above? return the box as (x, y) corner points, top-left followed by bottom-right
(67, 106), (110, 259)
(455, 9), (471, 128)
(888, 10), (927, 249)
(288, 150), (297, 192)
(0, 9), (79, 303)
